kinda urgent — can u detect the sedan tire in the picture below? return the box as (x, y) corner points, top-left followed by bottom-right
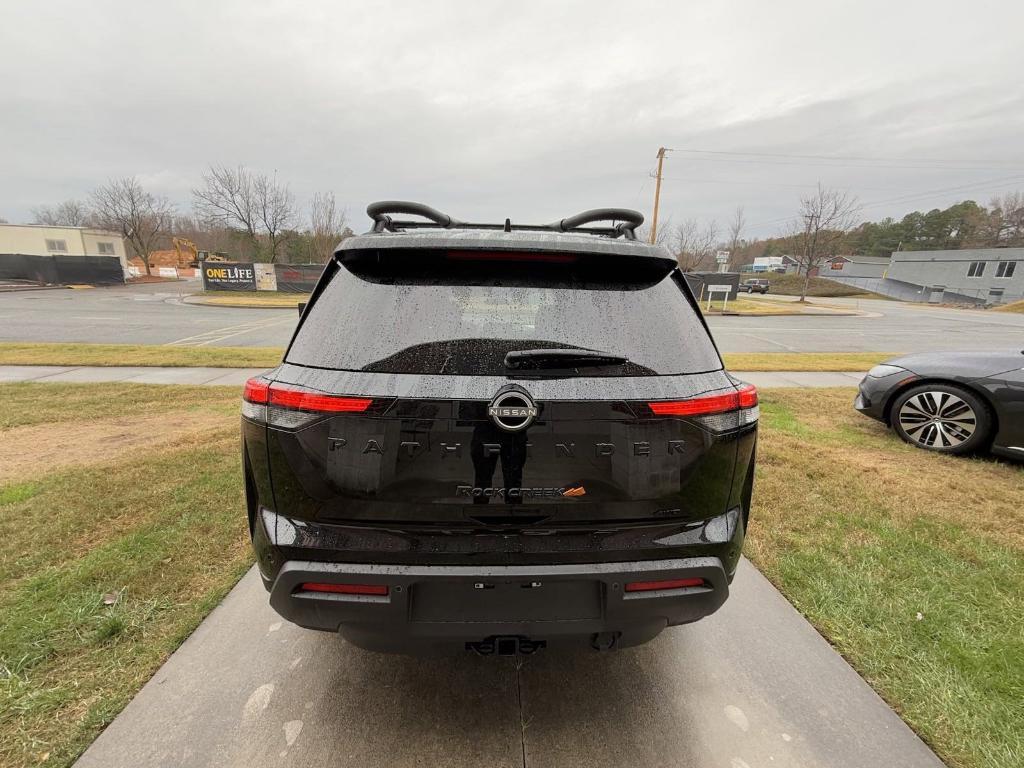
(890, 383), (992, 455)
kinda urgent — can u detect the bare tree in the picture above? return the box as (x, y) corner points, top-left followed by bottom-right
(637, 215), (672, 247)
(254, 171), (296, 262)
(193, 166), (258, 252)
(727, 206), (745, 270)
(669, 219), (718, 272)
(988, 191), (1024, 246)
(309, 192), (348, 263)
(193, 165), (297, 262)
(669, 219), (699, 270)
(32, 199), (92, 227)
(90, 178), (174, 276)
(790, 185), (860, 301)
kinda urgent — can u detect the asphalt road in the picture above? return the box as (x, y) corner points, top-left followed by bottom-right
(2, 281), (1023, 351)
(74, 561), (942, 768)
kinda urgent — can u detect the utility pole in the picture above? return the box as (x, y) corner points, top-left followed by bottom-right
(649, 147), (667, 244)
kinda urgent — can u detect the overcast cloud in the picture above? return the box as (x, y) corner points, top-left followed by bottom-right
(3, 0), (1024, 237)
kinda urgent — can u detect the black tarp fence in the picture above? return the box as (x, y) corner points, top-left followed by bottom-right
(273, 264), (324, 293)
(0, 253), (124, 285)
(683, 271), (740, 301)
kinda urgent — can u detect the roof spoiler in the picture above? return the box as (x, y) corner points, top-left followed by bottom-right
(367, 201), (644, 240)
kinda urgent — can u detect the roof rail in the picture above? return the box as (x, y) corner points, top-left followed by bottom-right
(366, 201), (644, 240)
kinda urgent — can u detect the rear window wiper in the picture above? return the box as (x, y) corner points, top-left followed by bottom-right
(504, 348), (629, 371)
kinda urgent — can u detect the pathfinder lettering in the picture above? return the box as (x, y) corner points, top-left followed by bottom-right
(329, 439), (686, 456)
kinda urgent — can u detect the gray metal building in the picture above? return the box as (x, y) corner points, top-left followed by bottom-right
(819, 255), (891, 279)
(887, 248), (1022, 305)
(820, 248), (1021, 305)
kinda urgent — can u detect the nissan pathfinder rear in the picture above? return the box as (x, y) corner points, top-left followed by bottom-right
(241, 201), (757, 655)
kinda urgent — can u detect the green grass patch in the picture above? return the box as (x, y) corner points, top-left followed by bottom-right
(741, 271), (880, 297)
(0, 342), (282, 369)
(0, 383), (251, 768)
(749, 388), (1024, 768)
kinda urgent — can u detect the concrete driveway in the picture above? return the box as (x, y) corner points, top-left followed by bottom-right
(74, 562), (942, 768)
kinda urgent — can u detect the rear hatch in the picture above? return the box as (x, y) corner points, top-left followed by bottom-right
(248, 245), (754, 528)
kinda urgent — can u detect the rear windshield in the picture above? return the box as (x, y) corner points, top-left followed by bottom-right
(286, 254), (721, 376)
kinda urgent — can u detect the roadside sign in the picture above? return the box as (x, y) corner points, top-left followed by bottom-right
(715, 250), (730, 264)
(255, 263), (278, 291)
(705, 283), (731, 312)
(202, 262), (256, 291)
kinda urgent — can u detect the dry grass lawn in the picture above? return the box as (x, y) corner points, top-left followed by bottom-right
(0, 383), (251, 768)
(700, 297), (810, 315)
(2, 383), (1020, 768)
(0, 342), (894, 373)
(195, 290), (309, 308)
(0, 343), (283, 369)
(750, 388), (1024, 768)
(993, 299), (1024, 313)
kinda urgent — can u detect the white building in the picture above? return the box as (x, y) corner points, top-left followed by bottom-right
(0, 224), (129, 274)
(750, 255), (799, 273)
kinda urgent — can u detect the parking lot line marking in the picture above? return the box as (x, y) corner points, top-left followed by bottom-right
(192, 318), (293, 346)
(165, 316), (293, 347)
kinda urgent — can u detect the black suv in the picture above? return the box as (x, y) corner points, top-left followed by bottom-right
(738, 279), (770, 294)
(242, 202), (757, 655)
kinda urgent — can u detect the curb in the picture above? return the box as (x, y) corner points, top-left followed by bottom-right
(181, 295), (302, 310)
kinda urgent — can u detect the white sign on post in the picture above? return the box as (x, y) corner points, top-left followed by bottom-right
(715, 250), (730, 273)
(706, 283), (731, 312)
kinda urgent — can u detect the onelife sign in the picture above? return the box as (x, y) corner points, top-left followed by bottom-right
(202, 262), (256, 291)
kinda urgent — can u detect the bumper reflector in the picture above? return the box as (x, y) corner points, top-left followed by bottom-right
(298, 582), (389, 596)
(625, 577), (706, 593)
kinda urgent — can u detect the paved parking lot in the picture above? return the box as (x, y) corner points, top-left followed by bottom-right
(74, 563), (942, 768)
(2, 282), (1023, 352)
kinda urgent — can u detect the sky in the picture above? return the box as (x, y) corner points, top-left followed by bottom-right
(3, 0), (1024, 239)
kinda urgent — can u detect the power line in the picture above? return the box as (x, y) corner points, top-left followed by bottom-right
(744, 174), (1024, 231)
(659, 176), (897, 192)
(669, 147), (1024, 172)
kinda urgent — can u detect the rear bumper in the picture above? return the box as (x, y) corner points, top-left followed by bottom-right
(267, 557), (729, 654)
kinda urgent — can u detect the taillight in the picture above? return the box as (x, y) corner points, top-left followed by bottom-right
(242, 378), (375, 427)
(297, 582), (389, 596)
(646, 383), (758, 431)
(649, 392), (742, 416)
(736, 383), (758, 408)
(625, 577), (706, 593)
(243, 378), (270, 404)
(648, 384), (758, 416)
(267, 388), (371, 413)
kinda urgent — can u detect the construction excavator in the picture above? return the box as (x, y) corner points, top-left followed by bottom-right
(172, 237), (228, 268)
(171, 237), (198, 268)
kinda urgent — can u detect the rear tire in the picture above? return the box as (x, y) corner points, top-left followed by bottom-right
(890, 383), (991, 455)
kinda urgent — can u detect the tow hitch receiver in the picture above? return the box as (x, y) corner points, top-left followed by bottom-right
(466, 635), (547, 656)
